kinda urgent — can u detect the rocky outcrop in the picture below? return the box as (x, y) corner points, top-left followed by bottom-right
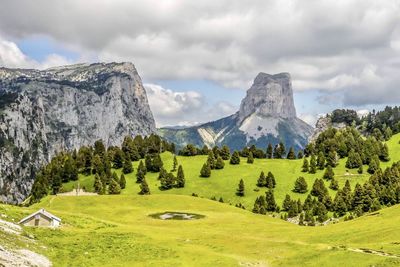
(238, 72), (296, 123)
(159, 72), (313, 151)
(309, 115), (347, 142)
(0, 62), (156, 203)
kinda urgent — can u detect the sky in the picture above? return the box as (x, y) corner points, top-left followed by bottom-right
(0, 0), (399, 127)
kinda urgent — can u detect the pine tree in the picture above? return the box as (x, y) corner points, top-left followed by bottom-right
(176, 165), (185, 188)
(138, 160), (146, 175)
(93, 173), (103, 194)
(326, 151), (337, 167)
(92, 154), (104, 175)
(317, 151), (325, 170)
(119, 174), (126, 189)
(266, 143), (273, 159)
(293, 176), (308, 193)
(266, 171), (276, 189)
(158, 167), (167, 180)
(265, 189), (277, 212)
(136, 168), (145, 184)
(333, 192), (347, 216)
(112, 172), (119, 184)
(301, 158), (309, 172)
(358, 165), (363, 174)
(108, 178), (121, 194)
(255, 172), (265, 188)
(122, 155), (133, 174)
(380, 143), (390, 162)
(160, 172), (175, 190)
(282, 194), (292, 211)
(247, 152), (254, 164)
(287, 147), (296, 159)
(367, 156), (379, 174)
(139, 177), (150, 195)
(200, 163), (211, 177)
(172, 155), (178, 172)
(299, 212), (305, 226)
(145, 154), (152, 172)
(297, 150), (304, 159)
(113, 148), (125, 169)
(236, 179), (245, 196)
(329, 177), (339, 190)
(230, 151), (240, 165)
(152, 154), (164, 172)
(323, 165), (335, 180)
(215, 155), (225, 169)
(220, 145), (231, 160)
(207, 151), (216, 169)
(309, 154), (317, 174)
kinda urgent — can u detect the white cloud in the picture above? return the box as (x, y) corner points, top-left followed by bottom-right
(145, 83), (237, 127)
(0, 36), (73, 69)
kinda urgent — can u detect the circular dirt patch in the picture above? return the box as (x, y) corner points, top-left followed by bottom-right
(149, 211), (205, 220)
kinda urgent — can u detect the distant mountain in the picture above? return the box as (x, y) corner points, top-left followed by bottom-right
(0, 62), (156, 203)
(159, 72), (313, 151)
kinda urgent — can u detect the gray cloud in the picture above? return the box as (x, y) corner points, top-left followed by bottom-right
(0, 0), (400, 108)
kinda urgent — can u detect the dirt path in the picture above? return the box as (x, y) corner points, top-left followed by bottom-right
(347, 247), (400, 258)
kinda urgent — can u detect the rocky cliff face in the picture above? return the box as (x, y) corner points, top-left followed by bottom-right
(238, 72), (296, 123)
(159, 72), (313, 151)
(0, 62), (156, 203)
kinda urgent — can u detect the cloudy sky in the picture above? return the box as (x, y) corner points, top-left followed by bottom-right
(0, 0), (399, 127)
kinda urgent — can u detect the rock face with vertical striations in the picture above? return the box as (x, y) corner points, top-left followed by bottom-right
(0, 62), (156, 203)
(159, 72), (313, 152)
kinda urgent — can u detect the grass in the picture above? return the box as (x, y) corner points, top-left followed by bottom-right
(1, 194), (400, 266)
(1, 134), (400, 266)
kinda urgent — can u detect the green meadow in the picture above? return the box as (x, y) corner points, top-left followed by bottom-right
(1, 133), (400, 266)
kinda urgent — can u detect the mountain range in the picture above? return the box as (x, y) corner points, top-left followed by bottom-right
(159, 72), (313, 151)
(0, 62), (313, 203)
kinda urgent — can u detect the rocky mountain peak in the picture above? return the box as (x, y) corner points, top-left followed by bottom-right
(238, 72), (297, 123)
(0, 62), (156, 203)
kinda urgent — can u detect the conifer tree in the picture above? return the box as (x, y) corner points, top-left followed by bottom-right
(380, 143), (390, 162)
(299, 212), (305, 226)
(266, 143), (273, 159)
(152, 154), (164, 172)
(93, 173), (103, 194)
(367, 156), (379, 174)
(172, 155), (178, 172)
(108, 178), (121, 194)
(145, 154), (152, 172)
(317, 151), (325, 170)
(358, 165), (363, 174)
(230, 151), (240, 165)
(266, 171), (276, 189)
(136, 168), (145, 184)
(176, 165), (185, 188)
(329, 177), (339, 190)
(326, 151), (337, 167)
(257, 171), (266, 187)
(220, 145), (231, 160)
(236, 179), (245, 196)
(297, 150), (304, 159)
(119, 174), (126, 189)
(282, 194), (292, 211)
(265, 189), (277, 212)
(200, 163), (211, 177)
(247, 152), (254, 164)
(293, 176), (308, 193)
(112, 172), (119, 184)
(323, 165), (334, 180)
(301, 158), (309, 172)
(207, 151), (216, 169)
(287, 147), (296, 159)
(309, 154), (317, 174)
(92, 154), (104, 175)
(160, 172), (175, 190)
(158, 167), (167, 180)
(138, 160), (146, 175)
(113, 148), (125, 169)
(139, 177), (150, 195)
(215, 155), (225, 169)
(122, 155), (133, 174)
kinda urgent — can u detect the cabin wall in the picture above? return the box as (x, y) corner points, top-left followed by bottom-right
(22, 214), (52, 227)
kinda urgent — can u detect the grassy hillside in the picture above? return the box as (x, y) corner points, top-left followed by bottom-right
(1, 134), (400, 266)
(65, 133), (400, 210)
(1, 194), (400, 266)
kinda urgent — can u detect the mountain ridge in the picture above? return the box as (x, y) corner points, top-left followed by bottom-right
(0, 62), (156, 203)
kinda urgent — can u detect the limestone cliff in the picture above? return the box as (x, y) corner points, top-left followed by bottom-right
(0, 62), (156, 203)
